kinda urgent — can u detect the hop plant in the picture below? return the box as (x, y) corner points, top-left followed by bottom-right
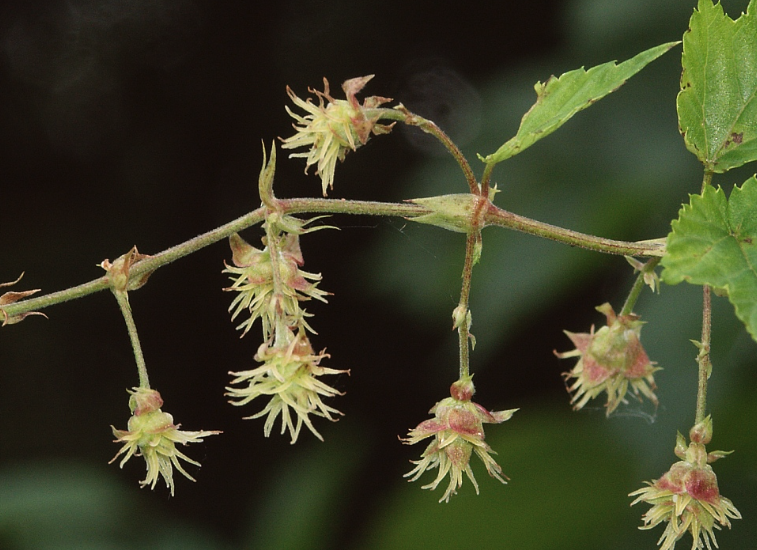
(402, 376), (518, 503)
(555, 302), (660, 415)
(630, 417), (741, 550)
(226, 328), (348, 443)
(223, 225), (328, 339)
(110, 387), (221, 496)
(281, 75), (394, 195)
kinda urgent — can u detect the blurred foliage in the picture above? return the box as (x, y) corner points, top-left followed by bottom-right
(1, 0), (756, 549)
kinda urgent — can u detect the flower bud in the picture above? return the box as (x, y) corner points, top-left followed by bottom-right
(689, 415), (713, 444)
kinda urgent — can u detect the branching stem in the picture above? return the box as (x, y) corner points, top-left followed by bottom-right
(0, 198), (664, 321)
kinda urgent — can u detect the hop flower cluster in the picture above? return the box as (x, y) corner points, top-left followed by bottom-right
(281, 75), (394, 195)
(226, 328), (348, 443)
(555, 303), (660, 415)
(110, 387), (220, 496)
(402, 377), (517, 503)
(223, 217), (328, 340)
(630, 417), (740, 550)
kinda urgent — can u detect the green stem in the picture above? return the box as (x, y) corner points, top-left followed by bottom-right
(375, 108), (480, 195)
(620, 257), (661, 316)
(113, 290), (150, 389)
(695, 285), (712, 425)
(701, 171), (713, 192)
(456, 232), (479, 380)
(0, 197), (665, 320)
(485, 203), (665, 257)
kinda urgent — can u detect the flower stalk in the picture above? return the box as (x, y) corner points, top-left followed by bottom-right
(696, 285), (712, 425)
(113, 289), (150, 389)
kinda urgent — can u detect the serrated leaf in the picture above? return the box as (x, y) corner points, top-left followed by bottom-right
(479, 41), (678, 166)
(677, 0), (757, 173)
(661, 177), (757, 342)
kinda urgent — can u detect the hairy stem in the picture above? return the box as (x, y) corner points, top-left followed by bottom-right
(456, 232), (479, 380)
(696, 285), (712, 425)
(375, 108), (480, 195)
(113, 290), (150, 389)
(485, 203), (665, 257)
(0, 197), (664, 320)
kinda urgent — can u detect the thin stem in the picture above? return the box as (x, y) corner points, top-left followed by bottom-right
(456, 232), (479, 380)
(696, 285), (712, 425)
(620, 257), (661, 316)
(375, 108), (480, 195)
(485, 203), (665, 257)
(113, 290), (150, 389)
(480, 162), (495, 194)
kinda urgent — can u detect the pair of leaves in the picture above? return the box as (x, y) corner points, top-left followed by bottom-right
(678, 0), (757, 173)
(663, 0), (757, 342)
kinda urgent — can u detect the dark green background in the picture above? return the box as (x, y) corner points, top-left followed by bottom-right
(1, 0), (755, 548)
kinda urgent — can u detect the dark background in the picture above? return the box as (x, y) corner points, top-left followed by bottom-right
(1, 1), (756, 549)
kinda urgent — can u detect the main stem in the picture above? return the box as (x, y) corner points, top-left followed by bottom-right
(113, 290), (150, 389)
(0, 198), (664, 321)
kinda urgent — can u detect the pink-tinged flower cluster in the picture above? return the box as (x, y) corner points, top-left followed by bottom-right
(555, 303), (660, 415)
(281, 75), (394, 195)
(110, 387), (221, 496)
(402, 377), (517, 503)
(223, 226), (327, 340)
(630, 417), (740, 550)
(226, 328), (348, 444)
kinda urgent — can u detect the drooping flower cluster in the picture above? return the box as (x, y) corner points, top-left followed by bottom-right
(281, 75), (394, 195)
(630, 417), (741, 550)
(223, 216), (329, 340)
(555, 302), (660, 415)
(226, 328), (348, 443)
(402, 376), (517, 503)
(110, 387), (221, 496)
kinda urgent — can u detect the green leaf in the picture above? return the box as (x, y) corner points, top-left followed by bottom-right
(479, 41), (679, 166)
(677, 0), (757, 173)
(661, 177), (757, 342)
